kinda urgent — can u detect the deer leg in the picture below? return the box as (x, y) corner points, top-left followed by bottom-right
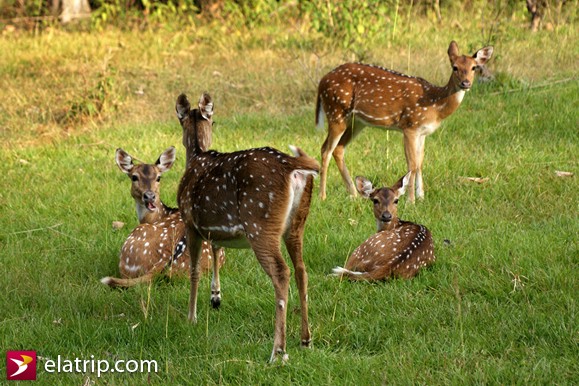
(210, 245), (223, 309)
(415, 135), (426, 200)
(333, 127), (358, 197)
(403, 132), (419, 203)
(283, 179), (313, 349)
(251, 241), (290, 363)
(186, 228), (204, 323)
(284, 233), (311, 349)
(320, 121), (347, 200)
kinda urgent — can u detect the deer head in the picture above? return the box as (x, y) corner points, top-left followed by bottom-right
(447, 41), (494, 91)
(115, 147), (176, 223)
(355, 173), (411, 232)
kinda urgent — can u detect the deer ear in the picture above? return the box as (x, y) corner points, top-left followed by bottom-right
(156, 146), (176, 174)
(392, 172), (411, 198)
(115, 148), (134, 174)
(448, 41), (459, 63)
(176, 93), (191, 122)
(198, 92), (214, 121)
(473, 46), (494, 66)
(355, 176), (374, 198)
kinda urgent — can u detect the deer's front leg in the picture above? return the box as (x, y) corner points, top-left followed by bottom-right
(187, 229), (204, 323)
(403, 132), (419, 203)
(415, 135), (426, 200)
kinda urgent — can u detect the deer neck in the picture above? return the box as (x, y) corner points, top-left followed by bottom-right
(376, 217), (400, 232)
(185, 115), (212, 167)
(428, 74), (467, 120)
(136, 200), (176, 224)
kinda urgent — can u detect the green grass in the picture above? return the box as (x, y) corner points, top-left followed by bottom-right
(1, 19), (578, 385)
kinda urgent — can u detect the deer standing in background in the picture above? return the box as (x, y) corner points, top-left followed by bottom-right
(316, 41), (493, 202)
(176, 92), (319, 363)
(333, 174), (435, 281)
(100, 147), (224, 288)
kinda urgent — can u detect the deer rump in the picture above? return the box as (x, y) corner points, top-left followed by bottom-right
(178, 146), (318, 248)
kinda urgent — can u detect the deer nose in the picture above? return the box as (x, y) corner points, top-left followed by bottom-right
(460, 80), (471, 89)
(381, 212), (392, 222)
(143, 191), (155, 202)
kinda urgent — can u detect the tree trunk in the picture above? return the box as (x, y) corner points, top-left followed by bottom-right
(60, 0), (91, 24)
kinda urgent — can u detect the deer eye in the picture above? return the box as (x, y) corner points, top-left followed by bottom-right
(372, 199), (380, 205)
(394, 199), (399, 204)
(472, 66), (478, 71)
(131, 175), (138, 182)
(156, 176), (161, 182)
(452, 66), (458, 72)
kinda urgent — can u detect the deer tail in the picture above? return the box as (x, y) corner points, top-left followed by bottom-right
(331, 266), (372, 281)
(100, 272), (155, 288)
(288, 145), (320, 174)
(315, 92), (325, 131)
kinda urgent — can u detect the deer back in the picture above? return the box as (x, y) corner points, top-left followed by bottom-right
(178, 147), (319, 247)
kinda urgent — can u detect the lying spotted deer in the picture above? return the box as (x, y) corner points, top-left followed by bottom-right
(176, 92), (319, 362)
(316, 41), (494, 202)
(100, 147), (224, 288)
(333, 174), (435, 281)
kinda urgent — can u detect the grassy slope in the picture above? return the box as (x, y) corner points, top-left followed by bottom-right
(1, 16), (577, 385)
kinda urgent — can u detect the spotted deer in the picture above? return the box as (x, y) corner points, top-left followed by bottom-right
(100, 147), (224, 288)
(332, 173), (435, 281)
(316, 41), (494, 202)
(176, 92), (319, 362)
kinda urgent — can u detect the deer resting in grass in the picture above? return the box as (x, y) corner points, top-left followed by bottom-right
(333, 174), (435, 281)
(100, 147), (224, 288)
(176, 92), (319, 362)
(316, 41), (494, 202)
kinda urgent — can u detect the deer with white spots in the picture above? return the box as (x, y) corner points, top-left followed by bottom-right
(176, 92), (319, 363)
(332, 173), (435, 281)
(316, 41), (493, 202)
(100, 147), (225, 288)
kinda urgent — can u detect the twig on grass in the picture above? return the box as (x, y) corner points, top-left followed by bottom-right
(489, 77), (577, 95)
(3, 223), (63, 236)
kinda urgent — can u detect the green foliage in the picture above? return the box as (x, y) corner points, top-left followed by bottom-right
(303, 0), (397, 54)
(90, 0), (199, 30)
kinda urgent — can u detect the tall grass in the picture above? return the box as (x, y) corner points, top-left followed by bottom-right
(1, 14), (577, 385)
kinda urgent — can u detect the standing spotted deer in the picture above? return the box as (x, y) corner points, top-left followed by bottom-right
(316, 41), (493, 202)
(176, 92), (319, 362)
(100, 147), (224, 288)
(333, 174), (435, 281)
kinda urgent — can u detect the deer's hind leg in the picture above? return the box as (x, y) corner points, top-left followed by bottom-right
(250, 237), (291, 363)
(210, 244), (223, 309)
(283, 180), (313, 349)
(186, 228), (204, 323)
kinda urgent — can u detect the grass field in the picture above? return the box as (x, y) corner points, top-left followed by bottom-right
(1, 13), (578, 385)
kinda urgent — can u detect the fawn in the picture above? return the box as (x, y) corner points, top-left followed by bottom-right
(316, 41), (493, 202)
(100, 147), (224, 288)
(333, 173), (435, 281)
(176, 92), (319, 362)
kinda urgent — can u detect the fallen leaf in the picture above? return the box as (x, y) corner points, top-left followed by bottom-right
(112, 221), (125, 230)
(555, 170), (574, 177)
